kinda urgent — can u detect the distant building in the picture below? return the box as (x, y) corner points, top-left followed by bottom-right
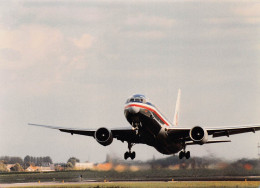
(38, 164), (55, 172)
(26, 164), (55, 172)
(6, 164), (15, 172)
(26, 165), (39, 172)
(74, 162), (94, 170)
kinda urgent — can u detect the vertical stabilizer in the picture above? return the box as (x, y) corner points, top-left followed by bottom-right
(173, 89), (181, 126)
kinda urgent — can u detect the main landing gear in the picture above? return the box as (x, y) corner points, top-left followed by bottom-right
(179, 145), (190, 159)
(179, 151), (190, 159)
(124, 143), (136, 160)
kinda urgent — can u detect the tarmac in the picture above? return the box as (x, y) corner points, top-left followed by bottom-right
(1, 176), (260, 187)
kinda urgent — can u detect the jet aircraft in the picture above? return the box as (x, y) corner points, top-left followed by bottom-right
(29, 90), (260, 160)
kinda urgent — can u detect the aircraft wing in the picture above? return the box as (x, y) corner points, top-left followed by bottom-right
(167, 124), (260, 142)
(186, 140), (231, 145)
(111, 128), (143, 143)
(28, 123), (142, 143)
(207, 125), (260, 137)
(28, 123), (96, 136)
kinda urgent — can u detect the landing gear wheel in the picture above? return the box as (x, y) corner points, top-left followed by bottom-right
(124, 151), (136, 160)
(179, 142), (191, 159)
(179, 151), (184, 159)
(124, 143), (136, 160)
(179, 151), (191, 159)
(130, 152), (136, 160)
(185, 151), (190, 159)
(124, 152), (129, 160)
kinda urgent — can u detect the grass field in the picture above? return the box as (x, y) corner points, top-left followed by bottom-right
(7, 181), (260, 188)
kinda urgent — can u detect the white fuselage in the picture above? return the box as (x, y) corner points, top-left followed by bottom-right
(124, 96), (183, 155)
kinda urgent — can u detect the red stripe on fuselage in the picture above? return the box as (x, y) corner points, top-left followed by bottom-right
(125, 103), (169, 126)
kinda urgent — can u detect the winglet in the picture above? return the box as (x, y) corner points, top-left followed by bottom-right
(173, 89), (181, 126)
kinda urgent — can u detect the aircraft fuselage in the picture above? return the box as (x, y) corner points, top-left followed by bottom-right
(124, 94), (183, 155)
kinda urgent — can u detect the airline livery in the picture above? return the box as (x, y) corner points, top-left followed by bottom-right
(29, 90), (260, 160)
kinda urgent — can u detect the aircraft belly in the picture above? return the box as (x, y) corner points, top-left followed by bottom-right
(125, 109), (161, 146)
(154, 141), (183, 155)
(125, 108), (183, 154)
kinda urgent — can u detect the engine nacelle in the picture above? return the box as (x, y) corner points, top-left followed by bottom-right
(95, 127), (113, 146)
(189, 126), (208, 144)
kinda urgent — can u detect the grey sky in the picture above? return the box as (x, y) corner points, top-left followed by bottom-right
(0, 0), (259, 163)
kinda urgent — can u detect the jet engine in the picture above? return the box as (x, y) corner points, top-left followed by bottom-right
(189, 126), (208, 144)
(95, 127), (113, 146)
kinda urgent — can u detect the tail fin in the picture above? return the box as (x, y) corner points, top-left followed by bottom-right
(173, 89), (181, 126)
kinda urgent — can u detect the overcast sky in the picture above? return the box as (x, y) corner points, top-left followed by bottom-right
(0, 0), (260, 163)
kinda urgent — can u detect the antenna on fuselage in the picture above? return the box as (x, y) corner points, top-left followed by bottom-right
(173, 89), (181, 126)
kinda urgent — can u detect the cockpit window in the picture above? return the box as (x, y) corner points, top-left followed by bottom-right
(126, 95), (148, 104)
(134, 98), (141, 102)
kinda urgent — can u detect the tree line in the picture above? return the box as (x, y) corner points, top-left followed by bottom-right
(24, 155), (52, 166)
(0, 156), (81, 172)
(0, 155), (52, 166)
(0, 155), (53, 172)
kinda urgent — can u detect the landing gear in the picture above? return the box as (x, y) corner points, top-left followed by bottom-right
(124, 143), (136, 160)
(186, 151), (190, 159)
(179, 151), (190, 159)
(179, 144), (190, 159)
(124, 151), (136, 160)
(132, 122), (142, 135)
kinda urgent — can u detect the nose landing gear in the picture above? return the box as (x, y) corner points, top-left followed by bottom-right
(124, 143), (136, 160)
(132, 122), (142, 135)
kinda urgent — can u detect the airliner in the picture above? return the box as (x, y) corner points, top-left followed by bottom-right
(29, 90), (260, 160)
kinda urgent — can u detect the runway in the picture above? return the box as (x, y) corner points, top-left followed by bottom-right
(0, 181), (99, 188)
(1, 177), (260, 188)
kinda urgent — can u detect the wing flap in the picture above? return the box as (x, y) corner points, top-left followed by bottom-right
(59, 129), (95, 136)
(186, 140), (231, 145)
(112, 129), (143, 143)
(167, 128), (190, 140)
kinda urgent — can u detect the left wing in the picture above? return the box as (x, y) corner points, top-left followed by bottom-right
(186, 140), (231, 145)
(28, 123), (142, 143)
(167, 124), (260, 143)
(207, 125), (260, 137)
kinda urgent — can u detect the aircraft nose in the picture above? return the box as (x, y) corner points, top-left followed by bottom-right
(128, 106), (140, 114)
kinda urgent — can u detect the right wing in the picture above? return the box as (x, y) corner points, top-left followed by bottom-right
(28, 123), (96, 136)
(28, 123), (143, 144)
